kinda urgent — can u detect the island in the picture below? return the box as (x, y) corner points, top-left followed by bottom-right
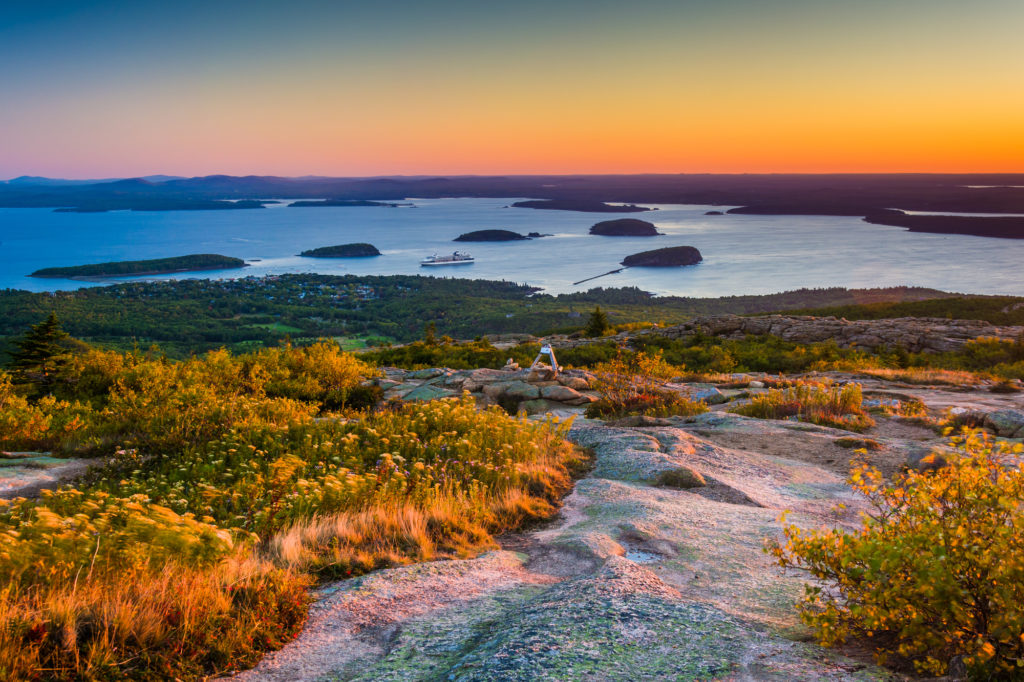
(705, 210), (724, 216)
(589, 219), (661, 236)
(289, 200), (408, 208)
(454, 229), (530, 242)
(299, 243), (382, 258)
(30, 254), (248, 279)
(511, 199), (654, 213)
(621, 245), (703, 267)
(863, 209), (1024, 239)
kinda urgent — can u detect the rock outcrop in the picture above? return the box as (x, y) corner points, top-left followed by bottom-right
(372, 365), (598, 414)
(545, 314), (1024, 354)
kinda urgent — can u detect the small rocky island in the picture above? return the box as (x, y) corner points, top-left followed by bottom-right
(30, 254), (247, 279)
(454, 229), (531, 242)
(590, 218), (661, 236)
(705, 210), (724, 216)
(289, 200), (408, 208)
(299, 243), (381, 258)
(511, 199), (654, 213)
(621, 245), (703, 267)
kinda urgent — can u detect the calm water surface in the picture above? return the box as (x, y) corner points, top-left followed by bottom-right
(1, 198), (1022, 297)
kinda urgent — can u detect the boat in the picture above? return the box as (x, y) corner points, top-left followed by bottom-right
(420, 251), (475, 266)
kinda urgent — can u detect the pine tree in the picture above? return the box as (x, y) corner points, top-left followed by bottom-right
(584, 306), (611, 337)
(9, 312), (69, 388)
(423, 321), (437, 346)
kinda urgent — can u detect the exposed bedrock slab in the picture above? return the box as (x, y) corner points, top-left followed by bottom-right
(239, 419), (895, 681)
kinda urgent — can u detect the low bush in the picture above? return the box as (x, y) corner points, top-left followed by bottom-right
(584, 349), (708, 420)
(769, 431), (1024, 678)
(730, 381), (874, 432)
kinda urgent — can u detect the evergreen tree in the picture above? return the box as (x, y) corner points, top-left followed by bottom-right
(9, 312), (69, 388)
(423, 321), (437, 346)
(584, 306), (611, 337)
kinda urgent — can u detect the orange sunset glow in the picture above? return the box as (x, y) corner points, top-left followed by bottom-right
(2, 0), (1022, 177)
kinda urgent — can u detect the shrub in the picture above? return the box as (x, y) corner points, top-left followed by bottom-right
(0, 340), (585, 679)
(585, 390), (708, 420)
(768, 431), (1024, 678)
(730, 380), (875, 432)
(585, 349), (708, 420)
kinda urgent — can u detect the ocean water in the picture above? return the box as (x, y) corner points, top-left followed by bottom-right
(2, 197), (1023, 297)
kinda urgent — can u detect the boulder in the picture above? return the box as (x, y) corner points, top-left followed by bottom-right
(984, 410), (1024, 437)
(688, 386), (727, 405)
(527, 366), (557, 382)
(409, 368), (445, 380)
(482, 381), (540, 402)
(558, 376), (591, 391)
(541, 385), (583, 402)
(468, 368), (516, 384)
(565, 394), (599, 406)
(401, 385), (456, 402)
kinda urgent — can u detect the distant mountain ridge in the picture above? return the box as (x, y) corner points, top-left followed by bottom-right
(3, 174), (1024, 224)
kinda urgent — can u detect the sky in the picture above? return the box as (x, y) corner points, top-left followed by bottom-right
(1, 0), (1022, 178)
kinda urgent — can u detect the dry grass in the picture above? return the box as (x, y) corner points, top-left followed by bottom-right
(853, 367), (982, 386)
(0, 554), (310, 680)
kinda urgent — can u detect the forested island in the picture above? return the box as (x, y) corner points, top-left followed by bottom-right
(621, 245), (703, 267)
(511, 199), (654, 213)
(589, 219), (661, 236)
(30, 254), (248, 279)
(454, 229), (530, 242)
(863, 209), (1024, 239)
(299, 243), (382, 257)
(289, 200), (407, 208)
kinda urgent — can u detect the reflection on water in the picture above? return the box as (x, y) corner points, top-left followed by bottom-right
(2, 198), (1024, 296)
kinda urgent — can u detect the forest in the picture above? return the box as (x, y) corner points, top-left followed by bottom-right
(0, 274), (996, 361)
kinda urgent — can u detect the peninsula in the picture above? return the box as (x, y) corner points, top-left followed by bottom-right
(511, 199), (654, 213)
(299, 243), (382, 258)
(589, 219), (661, 236)
(863, 209), (1024, 239)
(289, 200), (407, 208)
(621, 245), (703, 267)
(30, 254), (248, 279)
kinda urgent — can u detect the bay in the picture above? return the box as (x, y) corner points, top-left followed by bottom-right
(2, 198), (1023, 297)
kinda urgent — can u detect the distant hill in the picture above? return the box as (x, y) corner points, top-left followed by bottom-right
(3, 174), (1024, 232)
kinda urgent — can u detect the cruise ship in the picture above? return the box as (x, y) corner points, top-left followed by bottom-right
(420, 251), (475, 266)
